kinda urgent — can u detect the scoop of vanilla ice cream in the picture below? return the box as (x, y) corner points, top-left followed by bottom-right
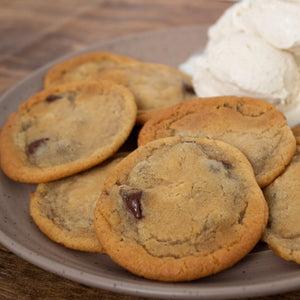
(179, 0), (300, 126)
(208, 0), (300, 55)
(207, 1), (249, 46)
(248, 0), (300, 54)
(193, 32), (300, 112)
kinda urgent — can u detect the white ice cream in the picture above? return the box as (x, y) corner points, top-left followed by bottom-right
(208, 0), (300, 55)
(193, 32), (300, 112)
(180, 0), (300, 127)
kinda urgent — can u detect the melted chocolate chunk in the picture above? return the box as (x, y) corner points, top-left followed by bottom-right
(182, 81), (195, 95)
(26, 138), (49, 155)
(45, 94), (62, 102)
(120, 188), (143, 219)
(221, 160), (232, 171)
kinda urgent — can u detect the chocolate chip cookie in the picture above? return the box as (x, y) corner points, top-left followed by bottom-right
(138, 96), (296, 187)
(44, 51), (137, 88)
(94, 137), (268, 282)
(292, 124), (300, 144)
(0, 80), (136, 183)
(30, 153), (127, 253)
(263, 144), (300, 264)
(96, 61), (195, 124)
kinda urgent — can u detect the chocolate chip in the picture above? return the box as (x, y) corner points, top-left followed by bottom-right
(45, 94), (62, 102)
(26, 138), (49, 155)
(182, 81), (195, 95)
(120, 188), (143, 219)
(221, 160), (232, 171)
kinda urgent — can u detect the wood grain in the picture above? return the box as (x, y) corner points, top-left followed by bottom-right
(0, 0), (299, 299)
(0, 0), (230, 95)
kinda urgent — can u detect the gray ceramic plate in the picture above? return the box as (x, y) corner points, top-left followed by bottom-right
(0, 26), (299, 299)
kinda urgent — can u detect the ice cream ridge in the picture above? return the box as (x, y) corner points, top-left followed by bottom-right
(180, 0), (300, 127)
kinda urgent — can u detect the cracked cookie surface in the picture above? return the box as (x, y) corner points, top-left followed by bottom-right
(0, 80), (136, 183)
(94, 137), (268, 282)
(138, 96), (296, 187)
(96, 61), (195, 124)
(263, 144), (300, 264)
(44, 52), (137, 88)
(30, 153), (127, 253)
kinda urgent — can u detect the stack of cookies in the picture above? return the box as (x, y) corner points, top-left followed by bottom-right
(0, 51), (299, 282)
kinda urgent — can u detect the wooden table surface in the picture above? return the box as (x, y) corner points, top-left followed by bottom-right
(0, 0), (299, 299)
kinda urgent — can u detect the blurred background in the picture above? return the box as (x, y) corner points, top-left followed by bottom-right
(0, 0), (231, 95)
